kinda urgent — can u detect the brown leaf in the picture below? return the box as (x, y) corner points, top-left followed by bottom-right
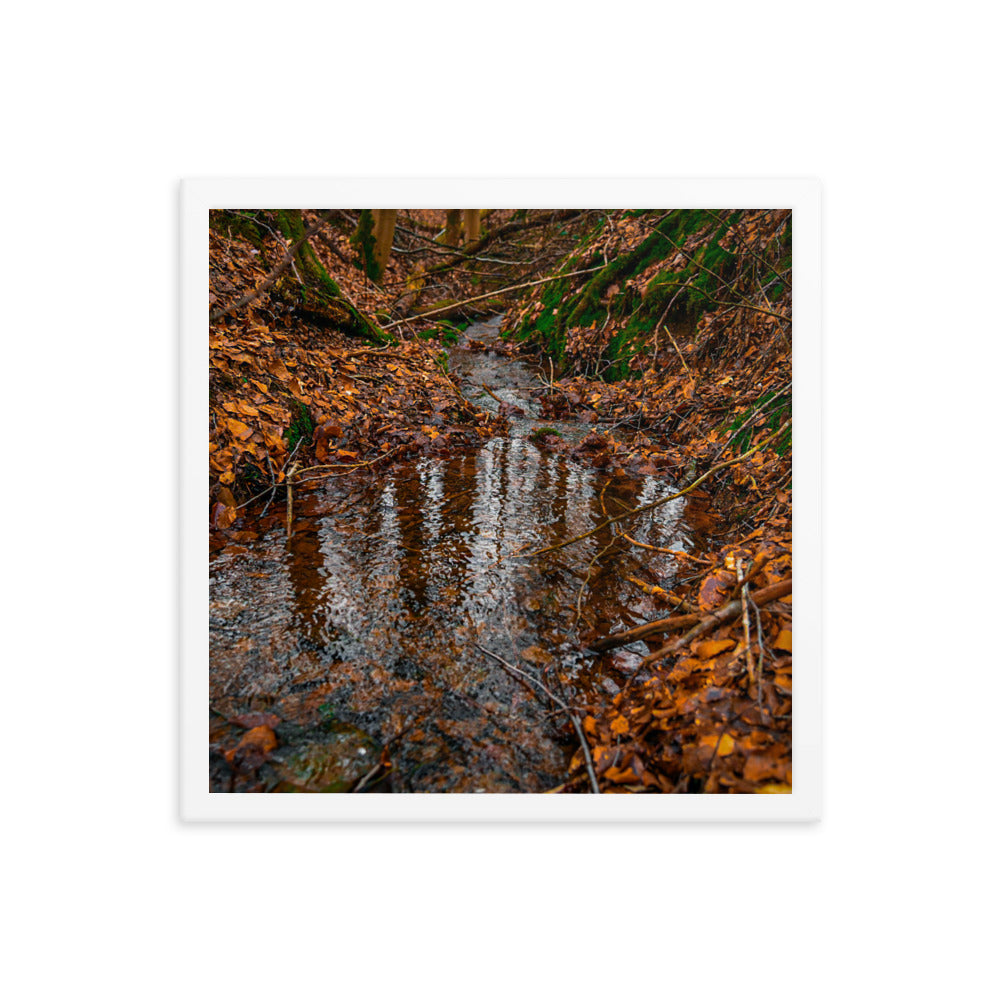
(692, 638), (736, 659)
(698, 570), (736, 611)
(211, 502), (236, 529)
(224, 418), (253, 440)
(743, 751), (788, 783)
(237, 725), (278, 755)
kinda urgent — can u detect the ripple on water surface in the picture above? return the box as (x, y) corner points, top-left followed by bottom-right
(210, 317), (697, 792)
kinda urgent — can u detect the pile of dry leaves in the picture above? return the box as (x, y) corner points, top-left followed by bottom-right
(209, 224), (504, 528)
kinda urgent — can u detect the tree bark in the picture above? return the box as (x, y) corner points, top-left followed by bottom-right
(372, 209), (397, 281)
(212, 209), (384, 341)
(443, 210), (462, 247)
(210, 209), (337, 323)
(463, 209), (481, 243)
(418, 209), (585, 280)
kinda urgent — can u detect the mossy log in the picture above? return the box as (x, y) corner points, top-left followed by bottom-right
(508, 210), (791, 379)
(276, 210), (386, 341)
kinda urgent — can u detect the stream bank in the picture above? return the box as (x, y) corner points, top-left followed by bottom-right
(210, 317), (701, 792)
(209, 209), (793, 795)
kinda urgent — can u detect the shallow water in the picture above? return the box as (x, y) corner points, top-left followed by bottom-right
(210, 317), (699, 792)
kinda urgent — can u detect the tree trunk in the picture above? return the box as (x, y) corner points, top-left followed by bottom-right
(274, 210), (384, 341)
(463, 209), (481, 243)
(372, 209), (397, 281)
(350, 209), (377, 279)
(443, 210), (462, 246)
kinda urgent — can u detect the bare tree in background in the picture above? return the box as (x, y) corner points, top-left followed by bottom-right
(372, 210), (398, 281)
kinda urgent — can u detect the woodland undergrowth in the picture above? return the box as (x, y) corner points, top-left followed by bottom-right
(209, 208), (793, 794)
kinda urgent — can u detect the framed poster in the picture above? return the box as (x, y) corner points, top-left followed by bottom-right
(182, 178), (820, 820)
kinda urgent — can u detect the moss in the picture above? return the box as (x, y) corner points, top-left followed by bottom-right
(529, 426), (563, 442)
(275, 209), (387, 343)
(284, 399), (315, 451)
(513, 209), (788, 378)
(723, 387), (792, 455)
(349, 209), (378, 280)
(210, 210), (267, 248)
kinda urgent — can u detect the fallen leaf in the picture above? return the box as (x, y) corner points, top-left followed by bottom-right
(692, 638), (736, 659)
(698, 570), (736, 611)
(224, 418), (253, 440)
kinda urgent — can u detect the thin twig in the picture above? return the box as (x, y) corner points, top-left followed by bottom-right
(285, 461), (299, 541)
(291, 444), (408, 482)
(475, 643), (600, 794)
(640, 579), (792, 668)
(619, 532), (711, 562)
(382, 267), (603, 329)
(210, 211), (338, 323)
(738, 558), (754, 683)
(509, 419), (791, 562)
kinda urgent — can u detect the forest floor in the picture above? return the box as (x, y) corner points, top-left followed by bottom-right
(209, 209), (793, 794)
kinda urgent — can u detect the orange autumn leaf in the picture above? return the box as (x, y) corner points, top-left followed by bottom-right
(743, 752), (788, 783)
(591, 745), (614, 773)
(238, 725), (278, 755)
(224, 418), (253, 440)
(610, 714), (629, 736)
(699, 733), (735, 756)
(212, 502), (236, 529)
(774, 629), (792, 652)
(261, 425), (286, 453)
(698, 569), (736, 611)
(692, 638), (736, 659)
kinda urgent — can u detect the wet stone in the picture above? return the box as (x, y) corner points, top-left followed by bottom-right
(265, 723), (379, 793)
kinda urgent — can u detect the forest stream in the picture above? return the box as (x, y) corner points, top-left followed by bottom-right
(209, 316), (705, 792)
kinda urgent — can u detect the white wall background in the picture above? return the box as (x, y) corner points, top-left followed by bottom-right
(4, 3), (994, 997)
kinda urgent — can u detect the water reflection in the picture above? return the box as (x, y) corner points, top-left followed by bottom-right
(210, 317), (695, 792)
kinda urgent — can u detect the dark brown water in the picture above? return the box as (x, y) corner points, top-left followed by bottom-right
(210, 317), (698, 792)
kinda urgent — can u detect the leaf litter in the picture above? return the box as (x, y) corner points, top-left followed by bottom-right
(208, 209), (793, 794)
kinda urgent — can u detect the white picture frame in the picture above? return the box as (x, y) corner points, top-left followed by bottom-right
(183, 178), (821, 821)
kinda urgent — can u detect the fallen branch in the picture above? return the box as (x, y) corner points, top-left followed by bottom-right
(291, 444), (409, 483)
(414, 209), (586, 279)
(737, 557), (754, 684)
(285, 461), (299, 540)
(639, 578), (792, 668)
(509, 419), (790, 562)
(475, 643), (600, 795)
(589, 610), (703, 652)
(623, 576), (695, 611)
(593, 556), (776, 653)
(479, 383), (506, 406)
(382, 267), (603, 329)
(210, 210), (338, 323)
(620, 532), (711, 562)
